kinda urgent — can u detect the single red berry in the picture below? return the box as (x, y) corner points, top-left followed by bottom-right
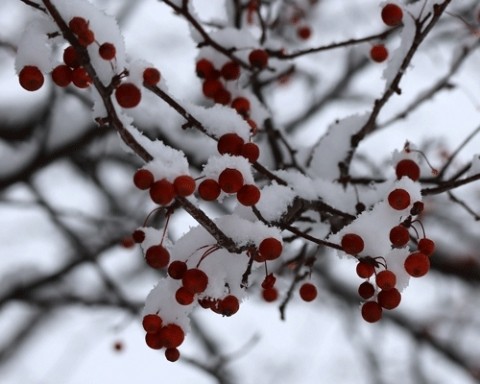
(247, 119), (258, 134)
(237, 184), (261, 206)
(133, 169), (154, 190)
(231, 97), (250, 117)
(418, 238), (435, 257)
(404, 252), (430, 277)
(198, 179), (221, 201)
(63, 46), (81, 68)
(145, 245), (170, 269)
(115, 83), (141, 108)
(175, 286), (195, 305)
(375, 270), (396, 290)
(410, 201), (424, 216)
(218, 295), (240, 316)
(99, 42), (116, 60)
(220, 61), (241, 81)
(358, 281), (375, 299)
(121, 236), (135, 248)
(158, 323), (185, 348)
(196, 58), (216, 79)
(69, 17), (89, 34)
(213, 88), (232, 105)
(218, 168), (244, 194)
(202, 79), (223, 98)
(261, 273), (276, 289)
(145, 332), (163, 350)
(297, 25), (312, 40)
(299, 283), (317, 302)
(217, 133), (244, 156)
(173, 175), (196, 197)
(389, 225), (410, 247)
(142, 314), (163, 333)
(132, 229), (145, 243)
(381, 3), (403, 27)
(143, 67), (161, 86)
(259, 237), (282, 260)
(396, 159), (420, 181)
(341, 233), (364, 255)
(370, 44), (388, 63)
(377, 288), (401, 309)
(51, 65), (72, 87)
(19, 66), (44, 91)
(149, 179), (175, 205)
(168, 260), (188, 279)
(165, 348), (180, 362)
(388, 188), (411, 210)
(356, 261), (375, 279)
(248, 49), (269, 69)
(182, 268), (208, 294)
(71, 67), (92, 88)
(262, 287), (278, 302)
(361, 301), (383, 323)
(78, 29), (95, 47)
(241, 142), (260, 163)
(113, 340), (123, 352)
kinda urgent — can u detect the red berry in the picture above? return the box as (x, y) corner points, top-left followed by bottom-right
(358, 281), (375, 299)
(145, 332), (163, 349)
(370, 44), (388, 62)
(175, 286), (195, 305)
(142, 314), (163, 333)
(259, 237), (282, 260)
(19, 66), (44, 91)
(71, 67), (91, 88)
(262, 287), (278, 302)
(381, 3), (403, 27)
(69, 17), (89, 34)
(132, 229), (145, 243)
(418, 238), (435, 256)
(51, 65), (72, 87)
(297, 25), (312, 40)
(388, 188), (411, 210)
(299, 283), (317, 302)
(149, 179), (175, 205)
(404, 252), (430, 277)
(341, 233), (364, 255)
(121, 236), (135, 248)
(145, 245), (170, 269)
(217, 133), (244, 156)
(202, 79), (223, 98)
(237, 184), (261, 206)
(173, 175), (196, 197)
(143, 67), (161, 86)
(63, 46), (81, 68)
(182, 268), (208, 294)
(168, 260), (188, 279)
(241, 142), (260, 163)
(375, 270), (396, 290)
(218, 168), (244, 193)
(261, 273), (276, 289)
(99, 42), (116, 60)
(115, 83), (141, 108)
(133, 169), (154, 190)
(396, 159), (420, 181)
(158, 323), (185, 348)
(389, 225), (410, 247)
(218, 295), (240, 316)
(213, 88), (232, 105)
(196, 58), (216, 79)
(361, 301), (383, 323)
(248, 49), (269, 69)
(410, 201), (424, 216)
(220, 61), (241, 80)
(356, 261), (375, 278)
(377, 288), (401, 309)
(198, 179), (221, 201)
(231, 97), (250, 117)
(165, 348), (180, 362)
(78, 29), (95, 47)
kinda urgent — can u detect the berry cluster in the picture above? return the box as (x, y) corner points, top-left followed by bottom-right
(142, 314), (184, 362)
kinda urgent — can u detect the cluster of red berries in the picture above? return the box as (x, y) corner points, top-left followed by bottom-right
(260, 272), (317, 303)
(142, 314), (185, 362)
(133, 168), (196, 206)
